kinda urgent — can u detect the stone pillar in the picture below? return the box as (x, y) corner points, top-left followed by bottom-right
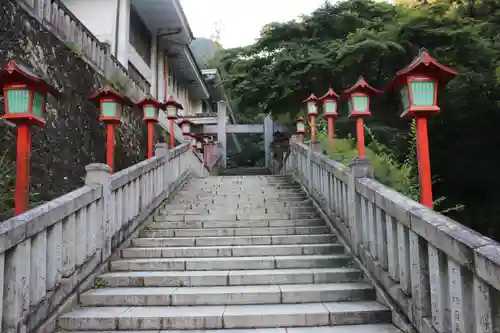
(116, 0), (131, 68)
(264, 114), (274, 168)
(348, 156), (373, 255)
(85, 163), (112, 257)
(217, 101), (227, 168)
(155, 142), (169, 157)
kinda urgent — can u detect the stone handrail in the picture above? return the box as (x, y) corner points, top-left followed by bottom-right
(282, 139), (500, 333)
(16, 0), (148, 99)
(0, 142), (204, 333)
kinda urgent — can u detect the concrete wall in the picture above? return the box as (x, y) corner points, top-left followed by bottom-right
(0, 0), (148, 218)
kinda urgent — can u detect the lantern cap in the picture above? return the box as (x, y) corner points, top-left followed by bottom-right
(164, 96), (184, 110)
(178, 117), (193, 125)
(89, 85), (133, 106)
(0, 60), (58, 96)
(135, 93), (164, 109)
(319, 88), (340, 101)
(341, 76), (382, 101)
(385, 48), (458, 92)
(301, 93), (318, 104)
(295, 117), (305, 123)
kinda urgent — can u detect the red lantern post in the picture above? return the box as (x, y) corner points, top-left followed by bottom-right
(342, 77), (381, 157)
(295, 117), (305, 143)
(319, 88), (340, 149)
(89, 86), (131, 173)
(165, 96), (183, 149)
(302, 94), (319, 142)
(386, 48), (457, 208)
(0, 61), (58, 215)
(136, 94), (164, 158)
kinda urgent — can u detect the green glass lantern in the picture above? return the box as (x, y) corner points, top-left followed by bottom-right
(0, 60), (58, 127)
(179, 118), (193, 135)
(296, 118), (305, 133)
(136, 94), (163, 122)
(342, 76), (381, 119)
(386, 48), (457, 118)
(165, 96), (183, 120)
(302, 94), (318, 116)
(320, 88), (340, 119)
(89, 86), (132, 124)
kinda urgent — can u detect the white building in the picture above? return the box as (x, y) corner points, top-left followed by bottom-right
(62, 0), (210, 116)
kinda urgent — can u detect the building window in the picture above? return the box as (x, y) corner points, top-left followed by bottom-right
(129, 7), (152, 66)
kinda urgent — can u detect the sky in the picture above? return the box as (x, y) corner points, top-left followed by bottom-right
(180, 0), (334, 49)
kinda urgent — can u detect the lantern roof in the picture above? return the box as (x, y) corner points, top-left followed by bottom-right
(178, 117), (193, 125)
(135, 93), (164, 109)
(0, 60), (58, 96)
(385, 48), (458, 91)
(319, 88), (339, 102)
(301, 93), (318, 104)
(342, 76), (382, 100)
(88, 85), (133, 106)
(295, 117), (305, 123)
(164, 95), (184, 110)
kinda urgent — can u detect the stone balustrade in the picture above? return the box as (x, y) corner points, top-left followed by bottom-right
(0, 143), (207, 333)
(282, 139), (500, 333)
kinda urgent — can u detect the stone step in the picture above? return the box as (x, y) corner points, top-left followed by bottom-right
(157, 212), (319, 222)
(162, 207), (318, 216)
(171, 196), (309, 204)
(147, 218), (325, 229)
(139, 226), (330, 238)
(131, 234), (337, 247)
(80, 283), (375, 306)
(110, 254), (354, 271)
(122, 243), (343, 258)
(58, 302), (391, 330)
(60, 324), (403, 333)
(98, 268), (364, 287)
(163, 199), (314, 210)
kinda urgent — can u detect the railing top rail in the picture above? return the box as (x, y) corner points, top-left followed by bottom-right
(357, 176), (500, 289)
(110, 143), (190, 190)
(0, 184), (102, 253)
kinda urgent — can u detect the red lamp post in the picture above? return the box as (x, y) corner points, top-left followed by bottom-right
(0, 60), (58, 215)
(165, 96), (183, 149)
(302, 94), (319, 142)
(386, 48), (457, 208)
(342, 76), (381, 157)
(319, 88), (340, 149)
(89, 86), (132, 173)
(295, 117), (305, 143)
(136, 94), (163, 159)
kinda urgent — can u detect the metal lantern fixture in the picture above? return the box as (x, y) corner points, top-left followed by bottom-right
(319, 88), (340, 149)
(342, 76), (381, 157)
(179, 118), (193, 136)
(302, 94), (319, 142)
(164, 96), (183, 149)
(1, 60), (57, 127)
(386, 48), (457, 208)
(320, 88), (340, 119)
(89, 85), (132, 173)
(136, 94), (164, 158)
(0, 60), (58, 215)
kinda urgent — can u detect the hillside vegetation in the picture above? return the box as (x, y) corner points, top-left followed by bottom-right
(218, 0), (500, 239)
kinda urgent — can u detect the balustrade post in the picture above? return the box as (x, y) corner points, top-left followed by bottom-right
(348, 156), (372, 255)
(85, 163), (112, 258)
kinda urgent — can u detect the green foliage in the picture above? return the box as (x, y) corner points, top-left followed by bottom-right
(0, 131), (15, 220)
(108, 71), (129, 95)
(66, 41), (83, 56)
(220, 0), (498, 238)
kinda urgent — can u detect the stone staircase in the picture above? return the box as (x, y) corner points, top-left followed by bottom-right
(58, 175), (402, 332)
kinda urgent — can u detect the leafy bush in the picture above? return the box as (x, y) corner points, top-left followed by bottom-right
(319, 131), (419, 200)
